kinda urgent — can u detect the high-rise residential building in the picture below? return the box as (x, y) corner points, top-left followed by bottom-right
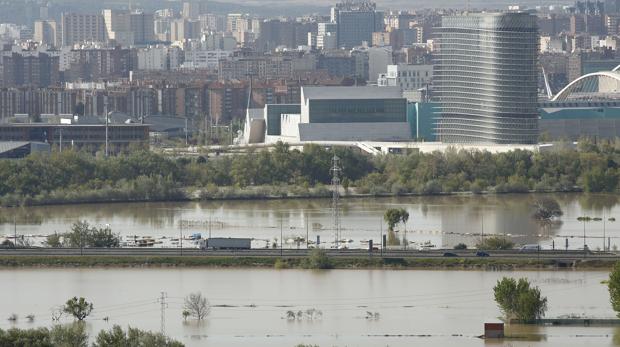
(34, 20), (57, 47)
(332, 1), (384, 49)
(103, 9), (133, 46)
(130, 11), (155, 44)
(0, 47), (60, 87)
(317, 22), (338, 50)
(434, 12), (539, 144)
(200, 14), (226, 32)
(61, 13), (106, 46)
(226, 14), (244, 32)
(102, 10), (154, 46)
(182, 1), (208, 19)
(170, 19), (201, 42)
(154, 18), (171, 41)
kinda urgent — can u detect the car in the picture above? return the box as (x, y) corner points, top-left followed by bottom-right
(442, 252), (458, 257)
(519, 244), (540, 252)
(476, 251), (490, 257)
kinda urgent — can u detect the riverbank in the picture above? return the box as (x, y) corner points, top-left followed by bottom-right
(0, 255), (616, 270)
(0, 183), (582, 208)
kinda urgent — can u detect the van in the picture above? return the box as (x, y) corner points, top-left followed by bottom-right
(519, 244), (540, 252)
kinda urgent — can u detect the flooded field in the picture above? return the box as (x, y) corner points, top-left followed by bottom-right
(0, 268), (615, 347)
(2, 193), (620, 250)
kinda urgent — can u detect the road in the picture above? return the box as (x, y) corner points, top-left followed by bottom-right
(1, 247), (619, 261)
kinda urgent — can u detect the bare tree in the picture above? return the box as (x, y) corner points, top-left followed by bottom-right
(183, 292), (211, 320)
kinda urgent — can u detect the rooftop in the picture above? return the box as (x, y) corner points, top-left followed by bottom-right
(302, 86), (402, 101)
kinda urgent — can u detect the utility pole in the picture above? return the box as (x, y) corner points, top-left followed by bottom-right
(280, 219), (283, 257)
(603, 211), (606, 252)
(208, 214), (212, 239)
(104, 94), (109, 157)
(331, 154), (341, 250)
(179, 212), (183, 256)
(380, 219), (383, 257)
(59, 128), (63, 153)
(306, 216), (309, 249)
(185, 118), (188, 146)
(158, 292), (168, 335)
(13, 215), (16, 249)
(481, 213), (484, 244)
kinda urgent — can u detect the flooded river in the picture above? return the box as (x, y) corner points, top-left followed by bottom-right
(0, 268), (616, 347)
(1, 193), (620, 249)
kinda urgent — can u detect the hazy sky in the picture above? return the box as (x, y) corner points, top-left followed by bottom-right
(212, 0), (574, 10)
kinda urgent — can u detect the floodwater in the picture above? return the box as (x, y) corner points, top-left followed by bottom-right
(1, 193), (620, 250)
(0, 268), (616, 347)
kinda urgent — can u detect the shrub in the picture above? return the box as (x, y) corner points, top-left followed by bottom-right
(476, 236), (514, 250)
(304, 249), (333, 269)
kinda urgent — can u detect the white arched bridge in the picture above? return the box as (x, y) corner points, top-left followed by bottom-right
(551, 66), (620, 101)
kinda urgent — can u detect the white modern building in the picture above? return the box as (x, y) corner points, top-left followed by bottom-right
(316, 22), (338, 50)
(182, 49), (232, 69)
(378, 64), (433, 91)
(244, 86), (411, 144)
(136, 45), (182, 70)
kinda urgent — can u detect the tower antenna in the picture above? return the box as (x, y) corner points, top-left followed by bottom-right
(331, 153), (342, 249)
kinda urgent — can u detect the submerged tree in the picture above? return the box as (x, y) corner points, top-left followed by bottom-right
(533, 198), (563, 221)
(493, 277), (548, 322)
(63, 297), (93, 321)
(608, 262), (620, 317)
(183, 292), (210, 320)
(383, 208), (410, 233)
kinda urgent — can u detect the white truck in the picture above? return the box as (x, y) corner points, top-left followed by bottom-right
(201, 237), (252, 250)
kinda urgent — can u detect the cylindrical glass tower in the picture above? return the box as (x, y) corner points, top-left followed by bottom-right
(434, 12), (539, 144)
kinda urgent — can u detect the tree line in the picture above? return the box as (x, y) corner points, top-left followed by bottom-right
(0, 139), (619, 206)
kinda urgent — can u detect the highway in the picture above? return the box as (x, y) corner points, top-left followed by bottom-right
(1, 247), (620, 261)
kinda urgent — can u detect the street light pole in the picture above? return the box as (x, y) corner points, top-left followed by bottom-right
(179, 211), (183, 256)
(380, 219), (383, 257)
(280, 219), (283, 257)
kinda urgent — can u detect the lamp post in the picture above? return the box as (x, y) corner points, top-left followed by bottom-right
(577, 216), (592, 256)
(609, 217), (617, 251)
(179, 211), (183, 256)
(280, 219), (283, 257)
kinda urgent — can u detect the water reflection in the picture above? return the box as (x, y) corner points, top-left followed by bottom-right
(1, 193), (620, 249)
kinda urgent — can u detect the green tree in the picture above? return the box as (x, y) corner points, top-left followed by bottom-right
(89, 226), (120, 248)
(64, 221), (119, 248)
(384, 208), (402, 232)
(93, 325), (184, 347)
(50, 323), (88, 347)
(476, 236), (514, 250)
(45, 233), (63, 248)
(0, 327), (53, 346)
(608, 261), (620, 317)
(493, 277), (548, 322)
(63, 297), (93, 321)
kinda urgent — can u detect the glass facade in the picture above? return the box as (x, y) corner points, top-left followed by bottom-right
(308, 99), (406, 123)
(266, 104), (301, 135)
(434, 13), (539, 144)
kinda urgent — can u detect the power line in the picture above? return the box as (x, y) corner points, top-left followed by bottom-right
(158, 292), (168, 335)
